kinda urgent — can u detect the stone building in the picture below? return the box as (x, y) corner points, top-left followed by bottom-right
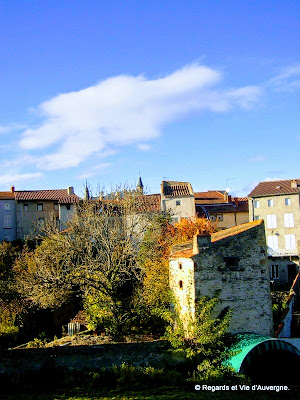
(14, 187), (79, 239)
(248, 179), (300, 286)
(160, 181), (195, 223)
(0, 187), (17, 242)
(169, 220), (273, 336)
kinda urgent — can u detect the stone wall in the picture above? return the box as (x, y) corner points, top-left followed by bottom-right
(170, 221), (274, 336)
(0, 341), (186, 377)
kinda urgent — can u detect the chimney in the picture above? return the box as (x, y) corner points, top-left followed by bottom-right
(234, 197), (239, 206)
(67, 186), (74, 195)
(11, 185), (15, 193)
(193, 231), (211, 255)
(291, 180), (297, 189)
(228, 195), (232, 203)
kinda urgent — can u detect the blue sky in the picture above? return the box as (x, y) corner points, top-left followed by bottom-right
(0, 1), (299, 198)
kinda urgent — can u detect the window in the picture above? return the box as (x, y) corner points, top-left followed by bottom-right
(54, 203), (59, 211)
(268, 199), (273, 207)
(267, 214), (277, 229)
(217, 214), (223, 221)
(66, 205), (71, 211)
(172, 216), (179, 223)
(224, 257), (239, 268)
(179, 280), (183, 289)
(38, 218), (45, 225)
(285, 198), (291, 206)
(284, 213), (294, 228)
(254, 200), (260, 208)
(175, 200), (181, 206)
(285, 234), (296, 250)
(37, 203), (43, 211)
(254, 215), (260, 221)
(271, 265), (279, 279)
(24, 204), (28, 211)
(267, 235), (279, 250)
(178, 263), (182, 270)
(3, 215), (12, 229)
(4, 203), (10, 211)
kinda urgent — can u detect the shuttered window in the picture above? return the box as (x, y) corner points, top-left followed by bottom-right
(285, 235), (296, 250)
(267, 214), (277, 229)
(284, 213), (294, 228)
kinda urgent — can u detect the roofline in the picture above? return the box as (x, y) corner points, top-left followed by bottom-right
(248, 192), (299, 198)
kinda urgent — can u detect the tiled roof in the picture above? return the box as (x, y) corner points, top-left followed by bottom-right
(0, 192), (15, 200)
(194, 191), (226, 199)
(14, 189), (79, 204)
(162, 181), (193, 197)
(196, 199), (248, 214)
(135, 194), (161, 212)
(170, 248), (194, 258)
(211, 220), (263, 242)
(248, 179), (300, 197)
(170, 220), (264, 258)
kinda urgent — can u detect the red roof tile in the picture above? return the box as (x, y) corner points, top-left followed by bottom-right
(248, 179), (300, 197)
(211, 219), (263, 242)
(0, 192), (15, 200)
(135, 194), (161, 212)
(170, 220), (264, 258)
(194, 190), (226, 200)
(14, 189), (79, 204)
(162, 181), (193, 197)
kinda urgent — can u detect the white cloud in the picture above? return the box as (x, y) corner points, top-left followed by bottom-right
(0, 173), (43, 188)
(19, 63), (261, 170)
(249, 155), (266, 162)
(78, 162), (112, 179)
(263, 177), (284, 182)
(137, 144), (151, 151)
(0, 123), (27, 134)
(268, 65), (300, 92)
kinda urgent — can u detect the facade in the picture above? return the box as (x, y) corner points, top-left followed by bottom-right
(169, 220), (273, 336)
(195, 191), (249, 230)
(0, 188), (17, 242)
(160, 181), (195, 222)
(248, 179), (300, 286)
(14, 187), (79, 239)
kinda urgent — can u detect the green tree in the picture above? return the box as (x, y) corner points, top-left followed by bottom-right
(0, 241), (24, 342)
(165, 292), (237, 381)
(15, 188), (165, 336)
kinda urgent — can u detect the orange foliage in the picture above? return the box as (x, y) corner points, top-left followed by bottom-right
(173, 217), (216, 243)
(157, 217), (216, 258)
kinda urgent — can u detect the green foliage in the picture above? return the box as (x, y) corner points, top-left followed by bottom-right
(165, 293), (240, 382)
(271, 290), (289, 331)
(0, 241), (20, 300)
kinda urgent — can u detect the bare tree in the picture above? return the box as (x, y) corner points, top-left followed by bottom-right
(15, 187), (164, 335)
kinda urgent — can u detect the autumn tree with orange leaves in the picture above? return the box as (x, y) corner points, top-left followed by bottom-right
(137, 215), (215, 333)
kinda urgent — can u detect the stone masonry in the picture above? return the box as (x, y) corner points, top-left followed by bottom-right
(169, 220), (273, 336)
